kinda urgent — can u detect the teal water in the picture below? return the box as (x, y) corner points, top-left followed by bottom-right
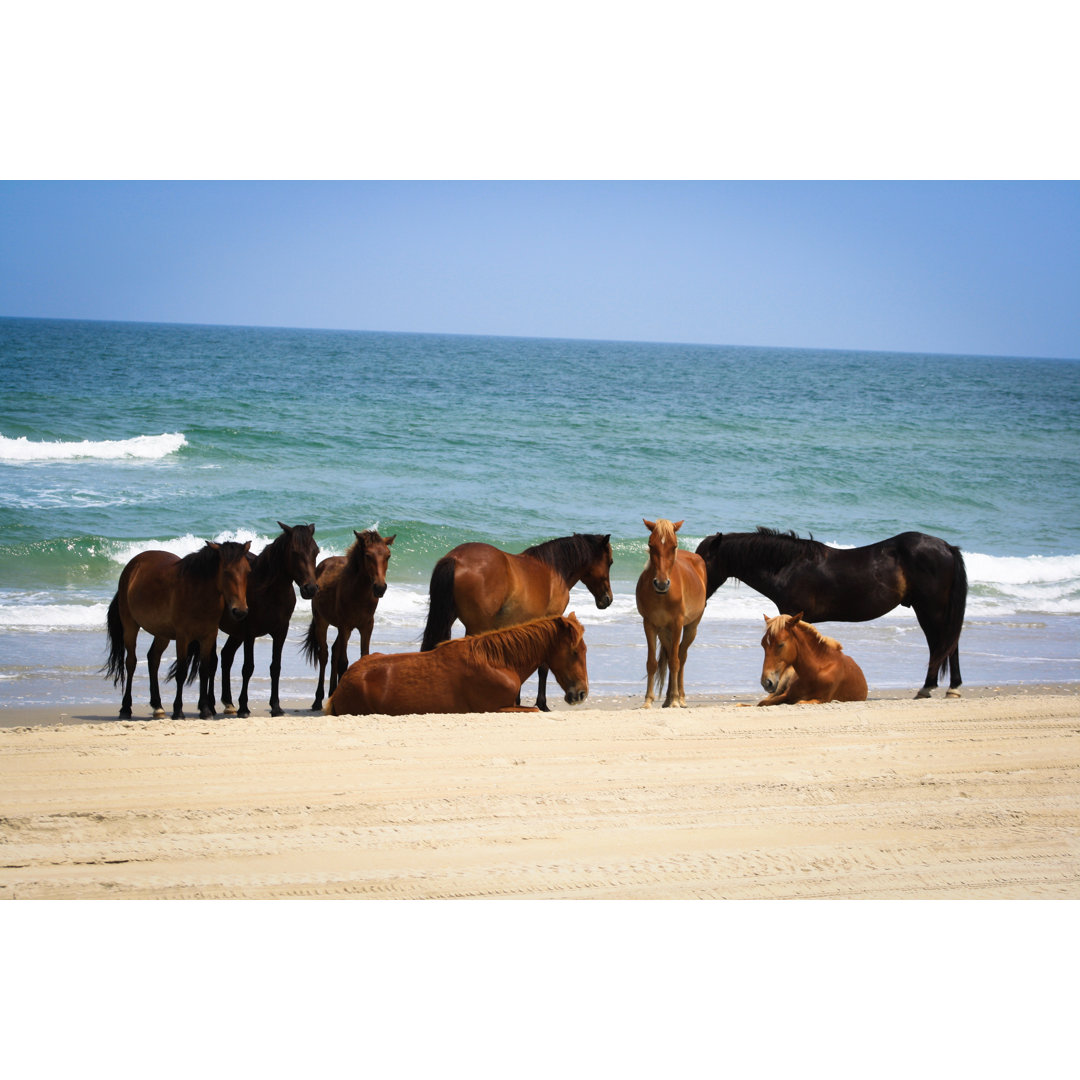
(2, 316), (1079, 709)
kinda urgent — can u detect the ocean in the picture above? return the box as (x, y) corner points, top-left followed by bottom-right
(2, 316), (1078, 711)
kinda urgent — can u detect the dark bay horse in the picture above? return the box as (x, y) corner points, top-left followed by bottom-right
(635, 518), (707, 708)
(420, 533), (613, 711)
(695, 528), (967, 698)
(220, 523), (320, 717)
(757, 613), (867, 706)
(105, 541), (251, 719)
(302, 528), (395, 710)
(325, 613), (588, 716)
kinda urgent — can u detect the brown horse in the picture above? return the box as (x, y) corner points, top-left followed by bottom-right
(695, 527), (967, 697)
(635, 518), (707, 708)
(420, 533), (612, 710)
(105, 541), (251, 719)
(325, 613), (588, 716)
(757, 612), (867, 706)
(220, 523), (320, 717)
(302, 528), (395, 710)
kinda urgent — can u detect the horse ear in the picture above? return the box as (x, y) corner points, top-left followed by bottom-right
(672, 520), (684, 532)
(277, 521), (291, 534)
(354, 529), (365, 545)
(243, 541), (252, 552)
(306, 523), (316, 534)
(763, 614), (771, 624)
(790, 612), (804, 624)
(643, 518), (656, 531)
(385, 534), (396, 546)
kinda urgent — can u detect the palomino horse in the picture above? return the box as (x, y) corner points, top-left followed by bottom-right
(302, 528), (395, 710)
(757, 613), (867, 706)
(695, 528), (967, 698)
(220, 523), (320, 717)
(420, 533), (612, 710)
(325, 613), (588, 716)
(635, 518), (707, 708)
(105, 541), (251, 719)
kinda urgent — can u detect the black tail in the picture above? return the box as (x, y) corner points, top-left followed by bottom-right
(421, 556), (458, 651)
(166, 642), (202, 686)
(934, 545), (968, 678)
(300, 619), (321, 667)
(103, 593), (126, 685)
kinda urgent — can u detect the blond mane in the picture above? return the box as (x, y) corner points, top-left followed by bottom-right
(446, 615), (577, 670)
(767, 613), (843, 653)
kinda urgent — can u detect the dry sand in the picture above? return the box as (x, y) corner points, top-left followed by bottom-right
(2, 685), (1079, 900)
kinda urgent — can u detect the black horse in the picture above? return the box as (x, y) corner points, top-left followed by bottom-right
(695, 528), (968, 698)
(219, 522), (321, 717)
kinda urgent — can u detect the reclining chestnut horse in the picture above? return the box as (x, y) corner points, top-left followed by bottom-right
(756, 612), (867, 706)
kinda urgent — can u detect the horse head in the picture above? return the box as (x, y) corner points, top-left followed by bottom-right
(550, 612), (589, 705)
(644, 518), (683, 595)
(760, 612), (803, 694)
(354, 529), (395, 598)
(279, 521), (320, 599)
(210, 540), (252, 622)
(579, 533), (614, 609)
(695, 532), (728, 597)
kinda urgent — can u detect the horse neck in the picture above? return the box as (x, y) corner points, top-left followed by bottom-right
(524, 536), (585, 585)
(474, 619), (558, 677)
(722, 534), (798, 596)
(252, 534), (289, 585)
(788, 622), (839, 667)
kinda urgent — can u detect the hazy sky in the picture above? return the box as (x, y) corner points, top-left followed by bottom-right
(2, 180), (1077, 358)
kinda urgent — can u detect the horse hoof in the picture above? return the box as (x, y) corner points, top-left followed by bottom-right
(271, 708), (284, 717)
(238, 709), (251, 719)
(223, 704), (237, 715)
(915, 688), (933, 699)
(311, 701), (322, 712)
(119, 709), (132, 720)
(153, 708), (167, 718)
(946, 688), (962, 698)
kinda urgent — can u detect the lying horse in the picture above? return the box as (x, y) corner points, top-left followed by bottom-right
(105, 541), (251, 719)
(696, 528), (967, 698)
(325, 613), (589, 716)
(302, 528), (395, 710)
(220, 522), (320, 717)
(635, 518), (707, 708)
(757, 612), (867, 706)
(420, 533), (613, 710)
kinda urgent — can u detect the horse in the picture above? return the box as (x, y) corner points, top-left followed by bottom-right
(635, 518), (708, 708)
(420, 533), (613, 711)
(104, 541), (251, 720)
(695, 527), (967, 698)
(756, 612), (868, 706)
(219, 523), (320, 718)
(325, 613), (588, 716)
(302, 528), (395, 710)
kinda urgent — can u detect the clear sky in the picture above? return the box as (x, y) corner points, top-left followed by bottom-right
(2, 180), (1077, 358)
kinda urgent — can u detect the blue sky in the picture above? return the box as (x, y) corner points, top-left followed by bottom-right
(2, 180), (1078, 358)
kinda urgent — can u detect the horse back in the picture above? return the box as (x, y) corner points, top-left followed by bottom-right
(121, 550), (187, 635)
(450, 543), (564, 630)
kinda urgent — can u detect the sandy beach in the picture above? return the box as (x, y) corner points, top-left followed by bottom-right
(2, 683), (1078, 900)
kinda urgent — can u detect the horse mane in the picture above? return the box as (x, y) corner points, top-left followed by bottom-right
(466, 616), (564, 668)
(345, 530), (383, 570)
(177, 541), (247, 580)
(774, 614), (843, 654)
(523, 533), (607, 582)
(254, 529), (289, 575)
(650, 519), (678, 543)
(722, 527), (825, 571)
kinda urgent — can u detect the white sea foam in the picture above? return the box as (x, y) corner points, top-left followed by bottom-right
(0, 601), (110, 630)
(109, 529), (271, 564)
(0, 432), (187, 462)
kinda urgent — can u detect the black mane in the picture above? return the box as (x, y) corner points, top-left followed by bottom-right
(523, 533), (609, 583)
(179, 540), (248, 580)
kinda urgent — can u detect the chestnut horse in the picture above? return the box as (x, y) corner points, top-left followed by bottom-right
(635, 518), (707, 708)
(325, 613), (588, 716)
(420, 533), (612, 710)
(757, 613), (867, 706)
(302, 528), (395, 710)
(105, 541), (251, 719)
(695, 528), (967, 698)
(220, 523), (320, 717)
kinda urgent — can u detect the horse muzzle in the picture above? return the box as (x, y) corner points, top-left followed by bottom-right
(300, 583), (319, 600)
(372, 582), (387, 598)
(564, 685), (588, 705)
(761, 675), (777, 693)
(229, 606), (249, 622)
(595, 591), (613, 609)
(652, 579), (671, 595)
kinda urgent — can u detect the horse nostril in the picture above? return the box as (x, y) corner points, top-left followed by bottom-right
(373, 583), (387, 598)
(301, 584), (318, 599)
(232, 607), (248, 621)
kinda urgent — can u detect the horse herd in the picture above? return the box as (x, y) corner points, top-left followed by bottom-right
(104, 519), (968, 720)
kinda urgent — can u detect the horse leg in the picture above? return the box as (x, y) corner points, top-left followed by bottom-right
(675, 619), (700, 707)
(119, 626), (140, 719)
(146, 635), (169, 718)
(329, 627), (352, 697)
(197, 636), (219, 719)
(662, 623), (684, 708)
(220, 634), (240, 714)
(238, 636), (256, 718)
(913, 603), (946, 699)
(310, 618), (329, 711)
(535, 665), (550, 712)
(171, 638), (190, 719)
(946, 646), (963, 698)
(268, 631), (286, 717)
(642, 622), (659, 708)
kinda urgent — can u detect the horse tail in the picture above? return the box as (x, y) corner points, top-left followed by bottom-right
(166, 642), (202, 686)
(935, 545), (968, 678)
(103, 593), (126, 685)
(421, 556), (458, 651)
(300, 619), (321, 667)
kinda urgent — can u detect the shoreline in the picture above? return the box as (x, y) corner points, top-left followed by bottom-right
(3, 683), (1078, 900)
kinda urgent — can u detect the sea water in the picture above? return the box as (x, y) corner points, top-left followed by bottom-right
(1, 316), (1078, 710)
